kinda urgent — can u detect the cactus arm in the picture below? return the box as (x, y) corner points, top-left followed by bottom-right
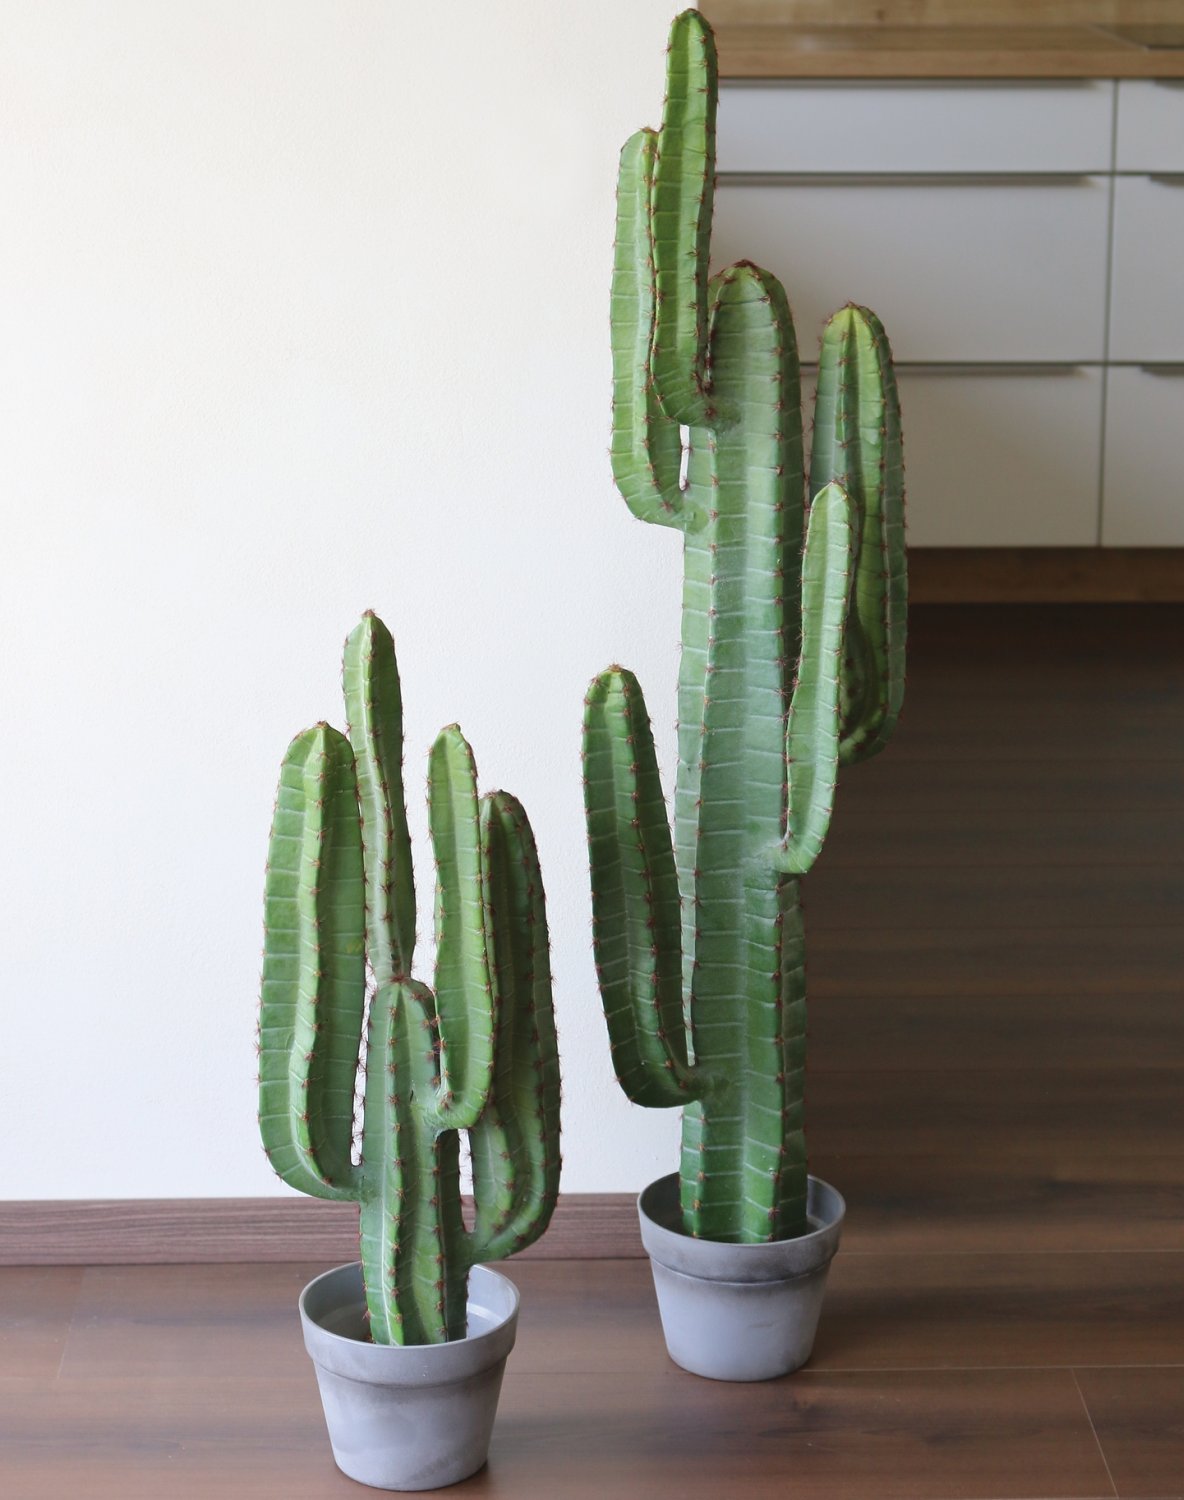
(844, 307), (906, 762)
(424, 725), (495, 1129)
(258, 724), (364, 1200)
(650, 9), (722, 428)
(774, 483), (854, 877)
(611, 129), (692, 532)
(469, 792), (562, 1262)
(809, 306), (907, 766)
(343, 612), (416, 981)
(583, 667), (697, 1107)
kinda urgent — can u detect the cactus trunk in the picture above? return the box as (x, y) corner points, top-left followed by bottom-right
(585, 9), (906, 1245)
(675, 265), (809, 1241)
(358, 980), (468, 1344)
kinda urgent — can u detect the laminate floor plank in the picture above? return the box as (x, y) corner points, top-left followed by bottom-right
(0, 1370), (1119, 1500)
(500, 1258), (668, 1374)
(804, 1068), (1184, 1162)
(1075, 1367), (1184, 1499)
(904, 602), (1183, 659)
(808, 992), (1184, 1071)
(0, 1266), (84, 1380)
(59, 1262), (319, 1381)
(490, 1253), (1184, 1381)
(821, 801), (1184, 867)
(837, 756), (1184, 812)
(807, 925), (1184, 999)
(896, 604), (1184, 699)
(474, 1369), (1116, 1500)
(813, 1250), (1184, 1371)
(56, 1260), (673, 1381)
(878, 692), (1184, 763)
(823, 1153), (1184, 1254)
(807, 862), (1183, 930)
(42, 1253), (1184, 1384)
(0, 1375), (349, 1500)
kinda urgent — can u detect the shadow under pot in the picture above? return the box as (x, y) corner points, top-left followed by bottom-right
(637, 1173), (845, 1382)
(298, 1262), (519, 1491)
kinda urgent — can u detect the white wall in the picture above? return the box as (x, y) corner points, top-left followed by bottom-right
(0, 1), (688, 1197)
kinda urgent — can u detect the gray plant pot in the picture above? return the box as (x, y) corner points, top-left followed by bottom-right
(637, 1172), (845, 1382)
(298, 1262), (518, 1491)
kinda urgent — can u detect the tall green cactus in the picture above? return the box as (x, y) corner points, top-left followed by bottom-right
(585, 10), (906, 1244)
(259, 612), (560, 1343)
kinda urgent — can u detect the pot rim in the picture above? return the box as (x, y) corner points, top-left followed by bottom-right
(637, 1172), (845, 1283)
(299, 1261), (520, 1385)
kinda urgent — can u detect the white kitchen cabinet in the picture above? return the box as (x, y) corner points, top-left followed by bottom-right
(1108, 176), (1184, 362)
(715, 76), (1182, 545)
(800, 369), (1104, 546)
(1115, 80), (1184, 172)
(718, 81), (1114, 175)
(714, 179), (1110, 363)
(1101, 366), (1184, 545)
(894, 368), (1104, 546)
(1105, 83), (1184, 543)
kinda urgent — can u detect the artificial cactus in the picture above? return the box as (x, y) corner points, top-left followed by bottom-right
(259, 612), (560, 1343)
(585, 10), (906, 1244)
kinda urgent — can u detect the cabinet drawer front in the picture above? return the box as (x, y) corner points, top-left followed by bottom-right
(1115, 81), (1184, 173)
(803, 369), (1103, 547)
(715, 181), (1109, 362)
(1102, 367), (1184, 546)
(718, 82), (1114, 175)
(1109, 176), (1184, 361)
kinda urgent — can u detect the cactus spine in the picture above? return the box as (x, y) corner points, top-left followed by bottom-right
(585, 10), (906, 1244)
(260, 612), (560, 1343)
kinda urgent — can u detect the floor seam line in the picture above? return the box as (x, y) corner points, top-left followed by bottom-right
(1071, 1367), (1120, 1500)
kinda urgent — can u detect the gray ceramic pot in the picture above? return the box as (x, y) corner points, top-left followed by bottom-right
(638, 1172), (845, 1381)
(298, 1262), (518, 1491)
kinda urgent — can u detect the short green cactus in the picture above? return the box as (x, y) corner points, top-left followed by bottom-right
(585, 10), (906, 1244)
(259, 612), (560, 1343)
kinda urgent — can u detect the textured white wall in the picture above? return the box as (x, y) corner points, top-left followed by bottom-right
(0, 1), (687, 1197)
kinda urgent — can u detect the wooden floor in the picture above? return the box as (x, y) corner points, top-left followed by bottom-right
(4, 605), (1182, 1499)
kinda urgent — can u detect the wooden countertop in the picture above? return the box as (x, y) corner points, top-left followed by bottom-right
(713, 23), (1184, 78)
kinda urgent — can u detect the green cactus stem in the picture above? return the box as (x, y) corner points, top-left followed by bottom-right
(260, 613), (560, 1343)
(586, 9), (907, 1245)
